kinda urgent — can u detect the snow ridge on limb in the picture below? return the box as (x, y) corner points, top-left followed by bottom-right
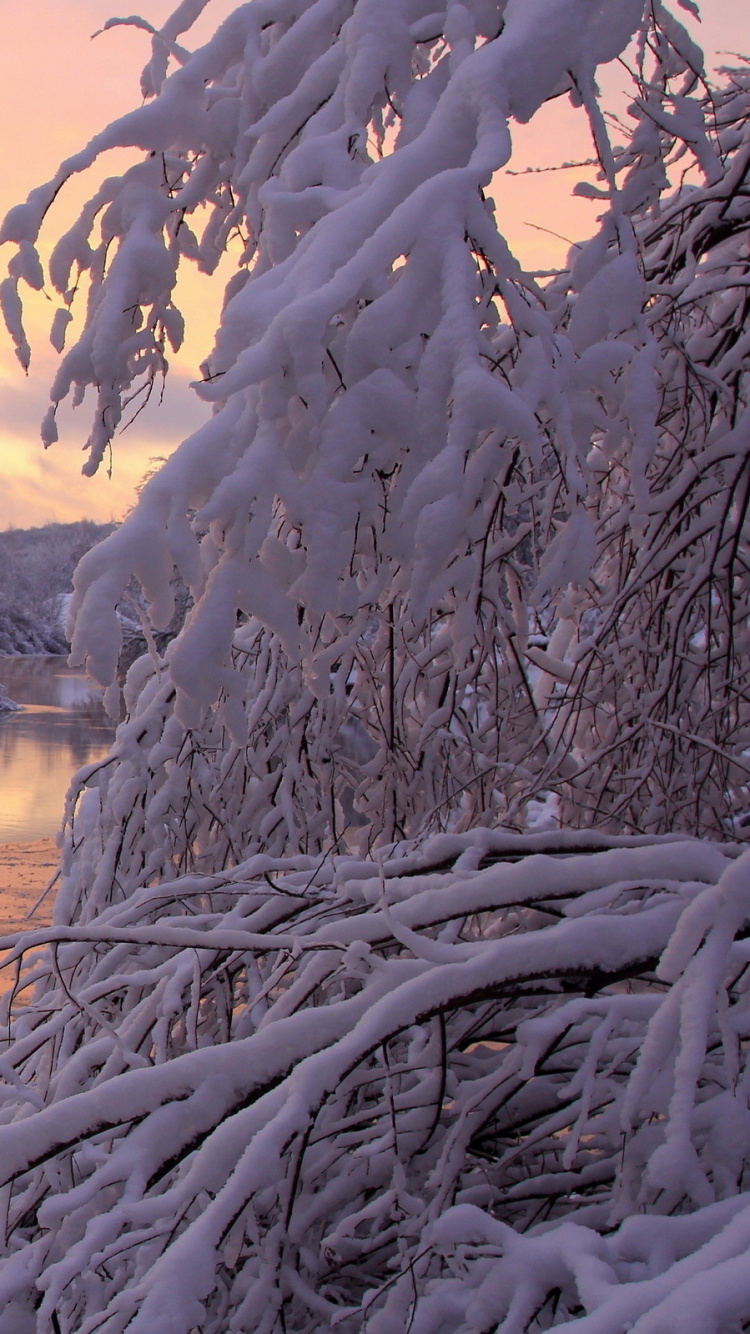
(0, 832), (747, 1332)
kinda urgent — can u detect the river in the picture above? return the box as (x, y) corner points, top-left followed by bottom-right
(0, 657), (115, 843)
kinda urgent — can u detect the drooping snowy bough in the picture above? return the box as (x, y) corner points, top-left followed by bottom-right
(2, 0), (750, 1330)
(4, 0), (749, 873)
(1, 830), (750, 1333)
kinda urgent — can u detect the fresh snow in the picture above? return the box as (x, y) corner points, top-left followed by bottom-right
(1, 0), (750, 1330)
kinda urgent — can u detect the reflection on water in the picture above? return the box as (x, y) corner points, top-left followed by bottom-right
(0, 657), (115, 843)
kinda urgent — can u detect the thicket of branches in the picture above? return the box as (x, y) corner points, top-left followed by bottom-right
(0, 829), (748, 1334)
(1, 2), (750, 1331)
(2, 0), (747, 875)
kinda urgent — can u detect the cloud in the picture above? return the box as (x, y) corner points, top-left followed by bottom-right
(0, 352), (210, 528)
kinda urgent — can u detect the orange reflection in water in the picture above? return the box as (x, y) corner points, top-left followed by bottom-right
(0, 658), (115, 844)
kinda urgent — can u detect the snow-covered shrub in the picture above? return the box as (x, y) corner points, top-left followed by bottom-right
(0, 608), (66, 656)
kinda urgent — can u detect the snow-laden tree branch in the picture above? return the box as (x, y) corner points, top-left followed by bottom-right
(5, 0), (744, 871)
(3, 2), (750, 1331)
(1, 830), (749, 1333)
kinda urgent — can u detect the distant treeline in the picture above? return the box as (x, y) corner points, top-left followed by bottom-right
(0, 520), (115, 654)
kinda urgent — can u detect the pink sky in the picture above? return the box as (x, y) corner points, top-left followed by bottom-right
(0, 1), (747, 529)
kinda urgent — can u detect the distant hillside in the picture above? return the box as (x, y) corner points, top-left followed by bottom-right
(0, 521), (115, 654)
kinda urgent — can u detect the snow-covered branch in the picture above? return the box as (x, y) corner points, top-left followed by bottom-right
(4, 0), (742, 860)
(0, 831), (747, 1333)
(2, 3), (750, 1327)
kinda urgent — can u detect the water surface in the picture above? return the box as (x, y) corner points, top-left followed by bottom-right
(0, 657), (115, 843)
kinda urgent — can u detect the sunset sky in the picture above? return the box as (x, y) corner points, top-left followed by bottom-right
(0, 1), (747, 530)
